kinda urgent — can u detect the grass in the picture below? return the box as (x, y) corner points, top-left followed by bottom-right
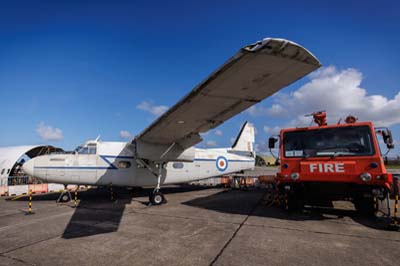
(386, 164), (400, 169)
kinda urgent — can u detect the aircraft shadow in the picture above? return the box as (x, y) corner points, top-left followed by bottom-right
(61, 188), (133, 239)
(11, 185), (215, 239)
(182, 189), (395, 231)
(62, 185), (213, 239)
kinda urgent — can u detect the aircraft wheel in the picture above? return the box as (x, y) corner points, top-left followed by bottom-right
(60, 192), (70, 202)
(150, 191), (166, 205)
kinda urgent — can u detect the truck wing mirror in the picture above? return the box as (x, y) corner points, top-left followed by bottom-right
(382, 129), (394, 149)
(268, 137), (278, 149)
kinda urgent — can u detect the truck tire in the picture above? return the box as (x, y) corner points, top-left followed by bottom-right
(354, 196), (376, 216)
(286, 194), (304, 212)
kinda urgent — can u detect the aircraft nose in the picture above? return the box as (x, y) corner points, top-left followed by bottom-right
(22, 159), (35, 176)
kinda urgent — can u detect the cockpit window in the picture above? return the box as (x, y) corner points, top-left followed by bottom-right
(76, 144), (97, 154)
(88, 144), (97, 154)
(78, 147), (89, 154)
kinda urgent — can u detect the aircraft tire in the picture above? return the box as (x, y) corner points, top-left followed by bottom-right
(60, 193), (70, 203)
(150, 192), (166, 205)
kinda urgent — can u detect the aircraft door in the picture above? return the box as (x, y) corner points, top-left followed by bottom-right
(76, 143), (98, 184)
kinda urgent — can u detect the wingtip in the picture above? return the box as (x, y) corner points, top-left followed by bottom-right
(243, 37), (321, 67)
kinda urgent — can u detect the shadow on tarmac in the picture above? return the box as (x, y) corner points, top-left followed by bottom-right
(62, 185), (212, 239)
(182, 189), (396, 231)
(9, 185), (213, 239)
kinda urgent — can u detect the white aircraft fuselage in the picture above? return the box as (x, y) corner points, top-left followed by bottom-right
(23, 140), (255, 187)
(19, 37), (321, 205)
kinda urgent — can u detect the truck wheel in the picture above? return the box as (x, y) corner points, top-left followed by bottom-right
(354, 197), (376, 216)
(286, 194), (304, 212)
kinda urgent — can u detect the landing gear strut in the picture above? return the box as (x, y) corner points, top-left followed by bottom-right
(149, 162), (167, 205)
(136, 158), (168, 206)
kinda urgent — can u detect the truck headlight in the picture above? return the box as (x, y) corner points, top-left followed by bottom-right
(290, 172), (300, 180)
(360, 172), (372, 182)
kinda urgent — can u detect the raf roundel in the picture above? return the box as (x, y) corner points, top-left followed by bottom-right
(216, 156), (228, 172)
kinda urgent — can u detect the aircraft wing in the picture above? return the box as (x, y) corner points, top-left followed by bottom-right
(136, 38), (321, 149)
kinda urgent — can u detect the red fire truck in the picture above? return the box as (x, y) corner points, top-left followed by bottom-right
(268, 111), (395, 215)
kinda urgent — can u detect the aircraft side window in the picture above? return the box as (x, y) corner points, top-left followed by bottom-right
(1, 169), (4, 175)
(118, 161), (131, 169)
(7, 169), (10, 174)
(88, 144), (97, 155)
(172, 162), (184, 169)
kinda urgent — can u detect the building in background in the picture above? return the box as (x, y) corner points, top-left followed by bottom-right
(0, 145), (63, 186)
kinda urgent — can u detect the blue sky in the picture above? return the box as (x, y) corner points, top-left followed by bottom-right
(0, 0), (399, 156)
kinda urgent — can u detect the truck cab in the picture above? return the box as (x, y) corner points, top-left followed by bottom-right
(269, 112), (394, 214)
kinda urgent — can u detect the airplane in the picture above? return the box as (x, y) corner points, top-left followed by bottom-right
(22, 37), (321, 205)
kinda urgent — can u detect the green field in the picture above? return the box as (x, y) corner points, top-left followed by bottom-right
(387, 165), (400, 169)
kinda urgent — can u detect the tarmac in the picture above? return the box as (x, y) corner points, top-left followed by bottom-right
(0, 186), (399, 266)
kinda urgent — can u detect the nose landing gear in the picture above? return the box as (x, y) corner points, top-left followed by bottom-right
(57, 184), (72, 203)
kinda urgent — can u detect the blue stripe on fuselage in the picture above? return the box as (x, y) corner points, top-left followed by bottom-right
(33, 155), (254, 170)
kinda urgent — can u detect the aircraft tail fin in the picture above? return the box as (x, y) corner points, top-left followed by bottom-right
(231, 122), (255, 153)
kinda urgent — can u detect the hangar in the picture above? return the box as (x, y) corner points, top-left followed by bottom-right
(0, 145), (63, 186)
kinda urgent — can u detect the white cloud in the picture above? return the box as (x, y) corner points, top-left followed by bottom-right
(263, 126), (280, 135)
(255, 141), (268, 154)
(215, 129), (223, 136)
(254, 127), (258, 135)
(36, 122), (63, 141)
(255, 140), (279, 155)
(205, 140), (217, 147)
(263, 66), (400, 127)
(245, 105), (268, 116)
(136, 101), (168, 116)
(120, 130), (132, 139)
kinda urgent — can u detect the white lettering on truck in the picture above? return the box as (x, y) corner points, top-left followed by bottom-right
(309, 163), (345, 173)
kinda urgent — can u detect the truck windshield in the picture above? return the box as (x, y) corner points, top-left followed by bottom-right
(283, 125), (375, 158)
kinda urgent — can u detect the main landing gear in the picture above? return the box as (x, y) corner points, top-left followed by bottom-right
(136, 159), (167, 206)
(149, 162), (167, 205)
(150, 191), (166, 205)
